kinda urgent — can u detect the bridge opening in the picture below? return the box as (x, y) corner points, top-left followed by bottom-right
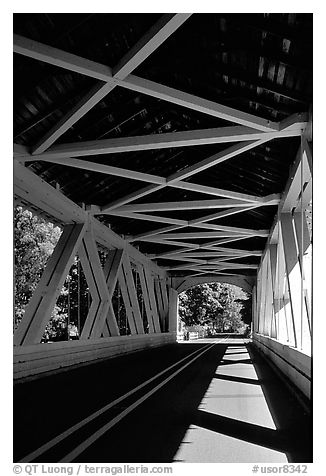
(176, 282), (251, 340)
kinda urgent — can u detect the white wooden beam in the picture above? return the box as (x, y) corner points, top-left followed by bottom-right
(141, 231), (268, 240)
(192, 222), (269, 236)
(158, 255), (207, 264)
(31, 125), (302, 160)
(14, 223), (86, 346)
(103, 249), (125, 295)
(137, 235), (252, 250)
(118, 268), (137, 335)
(293, 212), (311, 258)
(280, 214), (298, 275)
(119, 75), (280, 131)
(137, 265), (155, 333)
(127, 204), (263, 241)
(24, 15), (190, 155)
(302, 138), (312, 176)
(14, 34), (307, 137)
(110, 198), (256, 214)
(121, 255), (145, 334)
(19, 150), (280, 207)
(159, 254), (252, 263)
(129, 225), (186, 242)
(188, 206), (259, 225)
(195, 236), (254, 248)
(105, 209), (269, 235)
(102, 184), (165, 213)
(82, 228), (121, 338)
(143, 268), (161, 332)
(99, 144), (282, 212)
(168, 288), (178, 334)
(165, 263), (258, 271)
(166, 140), (269, 183)
(144, 238), (200, 249)
(154, 278), (166, 330)
(169, 182), (270, 203)
(113, 14), (192, 79)
(13, 34), (280, 133)
(22, 155), (167, 185)
(13, 34), (114, 80)
(78, 237), (102, 339)
(32, 82), (117, 155)
(159, 278), (169, 326)
(106, 210), (188, 226)
(153, 249), (262, 259)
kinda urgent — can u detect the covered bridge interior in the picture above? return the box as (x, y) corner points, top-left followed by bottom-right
(13, 12), (312, 449)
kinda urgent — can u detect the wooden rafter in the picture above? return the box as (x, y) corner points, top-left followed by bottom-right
(108, 206), (268, 236)
(112, 14), (192, 79)
(28, 125), (304, 160)
(14, 15), (191, 155)
(18, 153), (280, 204)
(13, 34), (284, 132)
(109, 198), (264, 213)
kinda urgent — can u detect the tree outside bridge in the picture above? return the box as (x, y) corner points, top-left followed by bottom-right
(178, 282), (251, 336)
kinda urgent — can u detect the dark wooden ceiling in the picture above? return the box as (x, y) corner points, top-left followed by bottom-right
(13, 13), (312, 277)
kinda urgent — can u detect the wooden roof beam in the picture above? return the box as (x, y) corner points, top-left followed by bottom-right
(126, 204), (265, 241)
(14, 33), (307, 142)
(118, 74), (280, 131)
(112, 14), (191, 79)
(15, 15), (191, 155)
(139, 230), (268, 240)
(18, 153), (279, 204)
(164, 262), (258, 271)
(152, 249), (262, 258)
(106, 208), (272, 236)
(32, 125), (304, 159)
(109, 198), (261, 213)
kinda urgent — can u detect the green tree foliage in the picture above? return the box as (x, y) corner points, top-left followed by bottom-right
(14, 206), (128, 340)
(178, 282), (250, 333)
(14, 206), (62, 330)
(14, 206), (88, 340)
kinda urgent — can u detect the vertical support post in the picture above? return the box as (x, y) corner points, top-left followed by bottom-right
(14, 223), (86, 346)
(159, 278), (169, 331)
(280, 213), (299, 348)
(154, 277), (165, 331)
(269, 244), (278, 339)
(168, 288), (178, 336)
(118, 267), (137, 335)
(138, 265), (155, 333)
(144, 267), (161, 333)
(120, 255), (144, 334)
(252, 284), (257, 334)
(258, 255), (268, 335)
(262, 252), (274, 337)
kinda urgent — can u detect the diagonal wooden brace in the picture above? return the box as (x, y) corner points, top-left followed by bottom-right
(14, 223), (86, 346)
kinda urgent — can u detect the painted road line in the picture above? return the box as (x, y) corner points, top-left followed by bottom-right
(19, 342), (213, 462)
(60, 342), (218, 462)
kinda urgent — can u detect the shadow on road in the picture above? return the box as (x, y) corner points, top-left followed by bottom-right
(14, 341), (312, 463)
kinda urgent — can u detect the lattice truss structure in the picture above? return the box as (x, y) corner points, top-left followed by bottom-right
(13, 14), (312, 351)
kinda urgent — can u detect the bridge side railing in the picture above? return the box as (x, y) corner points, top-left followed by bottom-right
(252, 136), (312, 399)
(14, 162), (177, 380)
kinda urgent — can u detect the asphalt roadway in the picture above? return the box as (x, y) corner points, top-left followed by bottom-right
(14, 337), (312, 463)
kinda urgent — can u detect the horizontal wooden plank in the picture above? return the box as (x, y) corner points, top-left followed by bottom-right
(32, 126), (302, 159)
